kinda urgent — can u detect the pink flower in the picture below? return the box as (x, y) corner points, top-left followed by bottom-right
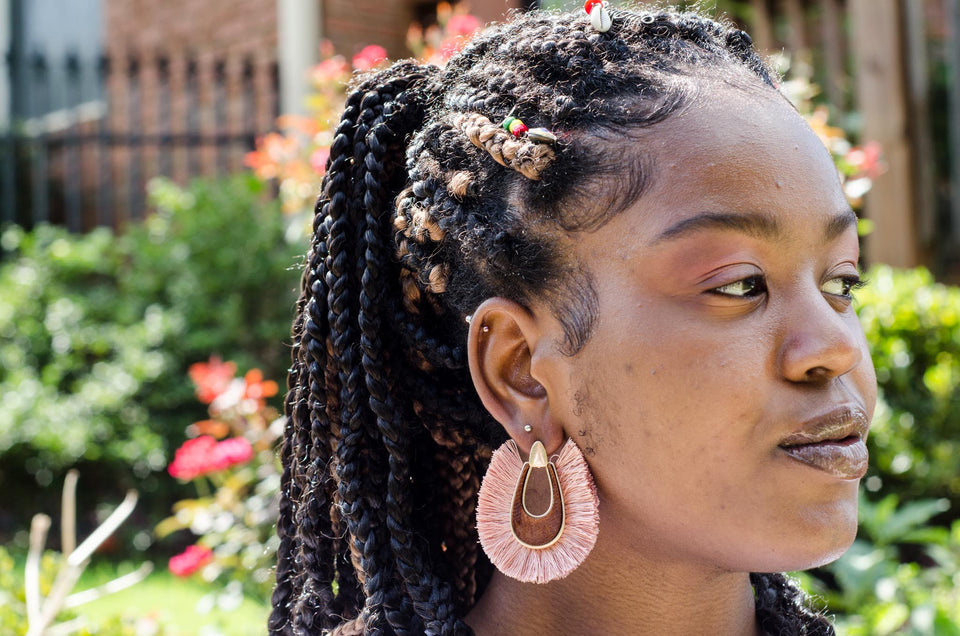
(846, 141), (885, 180)
(439, 36), (467, 61)
(311, 56), (349, 84)
(310, 147), (330, 175)
(169, 435), (255, 480)
(168, 436), (228, 480)
(188, 357), (237, 404)
(446, 14), (480, 37)
(169, 544), (213, 577)
(352, 45), (388, 71)
(216, 437), (254, 467)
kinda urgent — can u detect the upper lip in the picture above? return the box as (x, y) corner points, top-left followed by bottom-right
(778, 405), (870, 447)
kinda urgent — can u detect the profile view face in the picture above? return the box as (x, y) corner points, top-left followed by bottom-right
(521, 84), (877, 576)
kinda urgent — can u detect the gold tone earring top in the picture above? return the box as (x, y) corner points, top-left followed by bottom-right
(510, 440), (565, 549)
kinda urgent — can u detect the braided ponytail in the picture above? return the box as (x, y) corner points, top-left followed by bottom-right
(752, 573), (836, 636)
(273, 9), (838, 635)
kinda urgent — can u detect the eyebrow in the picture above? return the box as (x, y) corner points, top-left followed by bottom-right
(652, 208), (858, 244)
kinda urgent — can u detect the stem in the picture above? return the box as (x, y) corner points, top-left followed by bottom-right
(63, 561), (154, 609)
(61, 470), (79, 556)
(195, 476), (211, 498)
(26, 514), (51, 627)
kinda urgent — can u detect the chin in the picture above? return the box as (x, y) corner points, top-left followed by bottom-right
(765, 495), (861, 572)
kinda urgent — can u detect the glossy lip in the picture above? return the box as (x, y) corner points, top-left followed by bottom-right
(778, 405), (870, 480)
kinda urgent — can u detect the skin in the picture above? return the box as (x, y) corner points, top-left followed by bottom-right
(465, 84), (877, 635)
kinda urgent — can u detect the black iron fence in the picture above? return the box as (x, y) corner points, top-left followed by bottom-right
(1, 50), (279, 231)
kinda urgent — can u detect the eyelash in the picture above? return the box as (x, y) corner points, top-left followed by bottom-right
(710, 274), (867, 300)
(711, 275), (766, 298)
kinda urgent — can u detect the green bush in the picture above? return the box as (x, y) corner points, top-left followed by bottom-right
(0, 175), (303, 527)
(809, 494), (960, 635)
(794, 265), (960, 633)
(858, 265), (960, 505)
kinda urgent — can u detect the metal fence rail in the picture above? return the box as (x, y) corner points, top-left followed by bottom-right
(1, 50), (279, 231)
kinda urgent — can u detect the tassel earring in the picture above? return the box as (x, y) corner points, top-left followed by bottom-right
(476, 438), (599, 583)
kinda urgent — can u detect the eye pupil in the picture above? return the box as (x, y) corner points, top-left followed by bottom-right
(714, 275), (765, 298)
(822, 275), (862, 299)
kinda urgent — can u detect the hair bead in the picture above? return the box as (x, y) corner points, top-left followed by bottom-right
(527, 127), (558, 145)
(509, 119), (528, 137)
(584, 0), (612, 32)
(502, 116), (555, 144)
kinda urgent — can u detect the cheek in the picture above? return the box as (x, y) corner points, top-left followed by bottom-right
(858, 336), (878, 409)
(842, 317), (878, 417)
(577, 339), (768, 495)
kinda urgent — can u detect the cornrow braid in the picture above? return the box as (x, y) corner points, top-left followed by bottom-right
(274, 8), (835, 635)
(453, 113), (556, 180)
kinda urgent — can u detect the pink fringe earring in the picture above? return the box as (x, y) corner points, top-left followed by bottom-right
(476, 438), (599, 583)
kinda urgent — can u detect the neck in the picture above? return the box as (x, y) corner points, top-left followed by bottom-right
(466, 532), (760, 636)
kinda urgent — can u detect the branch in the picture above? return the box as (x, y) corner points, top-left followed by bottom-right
(26, 514), (51, 626)
(43, 617), (87, 636)
(29, 490), (140, 636)
(63, 561), (154, 609)
(68, 490), (138, 567)
(60, 470), (79, 556)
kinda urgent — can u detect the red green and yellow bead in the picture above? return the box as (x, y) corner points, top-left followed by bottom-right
(502, 117), (529, 138)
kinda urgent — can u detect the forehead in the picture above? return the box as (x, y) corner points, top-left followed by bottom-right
(621, 85), (848, 241)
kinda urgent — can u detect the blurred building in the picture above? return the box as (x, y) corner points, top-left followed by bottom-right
(3, 0), (960, 279)
(1, 0), (525, 230)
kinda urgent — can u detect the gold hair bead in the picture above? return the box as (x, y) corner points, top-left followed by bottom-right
(527, 127), (558, 145)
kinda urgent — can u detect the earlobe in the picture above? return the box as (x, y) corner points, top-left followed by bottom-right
(467, 297), (564, 454)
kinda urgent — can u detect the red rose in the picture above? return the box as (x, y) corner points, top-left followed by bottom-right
(168, 436), (228, 480)
(352, 45), (388, 71)
(216, 437), (254, 468)
(446, 14), (480, 37)
(169, 544), (213, 577)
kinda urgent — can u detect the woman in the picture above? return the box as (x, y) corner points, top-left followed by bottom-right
(270, 6), (877, 635)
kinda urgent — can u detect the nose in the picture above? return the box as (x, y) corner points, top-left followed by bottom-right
(777, 293), (863, 384)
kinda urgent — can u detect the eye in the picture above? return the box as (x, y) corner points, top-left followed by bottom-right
(821, 274), (867, 300)
(710, 275), (767, 298)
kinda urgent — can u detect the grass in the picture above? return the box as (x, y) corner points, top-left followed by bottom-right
(11, 554), (270, 636)
(77, 560), (270, 636)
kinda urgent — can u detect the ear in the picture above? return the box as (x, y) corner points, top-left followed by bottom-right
(467, 297), (565, 455)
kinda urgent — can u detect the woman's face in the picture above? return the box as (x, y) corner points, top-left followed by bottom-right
(534, 86), (877, 574)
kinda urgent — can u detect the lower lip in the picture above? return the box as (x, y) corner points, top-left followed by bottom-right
(779, 438), (869, 480)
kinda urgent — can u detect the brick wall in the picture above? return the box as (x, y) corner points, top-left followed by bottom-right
(105, 0), (523, 66)
(324, 0), (412, 58)
(103, 0), (278, 57)
(100, 0), (281, 225)
(323, 0), (523, 60)
(97, 0), (523, 224)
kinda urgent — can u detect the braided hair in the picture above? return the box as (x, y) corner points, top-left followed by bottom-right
(270, 8), (835, 636)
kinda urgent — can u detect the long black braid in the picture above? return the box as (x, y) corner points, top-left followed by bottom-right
(270, 8), (835, 635)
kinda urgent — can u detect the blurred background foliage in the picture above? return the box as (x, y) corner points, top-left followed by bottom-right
(808, 265), (960, 633)
(0, 174), (301, 541)
(3, 1), (960, 634)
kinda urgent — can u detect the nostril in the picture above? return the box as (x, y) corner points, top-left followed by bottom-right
(803, 366), (831, 382)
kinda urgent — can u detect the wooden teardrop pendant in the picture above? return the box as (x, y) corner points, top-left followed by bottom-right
(510, 441), (565, 549)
